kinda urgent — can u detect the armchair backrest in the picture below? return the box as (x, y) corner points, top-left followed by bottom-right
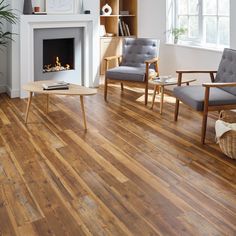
(121, 38), (160, 68)
(215, 48), (236, 95)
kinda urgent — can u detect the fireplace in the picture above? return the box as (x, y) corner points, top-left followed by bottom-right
(34, 27), (83, 84)
(43, 38), (75, 73)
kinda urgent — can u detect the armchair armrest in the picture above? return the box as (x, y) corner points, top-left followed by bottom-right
(176, 70), (218, 85)
(104, 55), (122, 61)
(145, 57), (159, 65)
(145, 57), (159, 77)
(104, 55), (122, 72)
(203, 82), (236, 88)
(176, 70), (217, 74)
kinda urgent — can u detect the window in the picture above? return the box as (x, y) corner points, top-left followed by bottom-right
(167, 0), (230, 49)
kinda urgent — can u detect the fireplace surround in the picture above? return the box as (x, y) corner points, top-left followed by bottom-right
(34, 27), (82, 83)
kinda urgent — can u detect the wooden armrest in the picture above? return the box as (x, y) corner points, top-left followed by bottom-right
(203, 82), (236, 88)
(176, 70), (217, 74)
(145, 57), (159, 65)
(104, 55), (122, 61)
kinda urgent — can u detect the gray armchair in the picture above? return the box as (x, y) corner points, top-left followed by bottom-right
(104, 38), (160, 105)
(174, 48), (236, 144)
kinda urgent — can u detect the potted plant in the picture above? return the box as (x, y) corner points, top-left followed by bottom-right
(0, 0), (17, 48)
(171, 27), (187, 44)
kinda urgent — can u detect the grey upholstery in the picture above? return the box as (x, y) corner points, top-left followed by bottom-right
(106, 66), (156, 82)
(106, 38), (160, 81)
(174, 85), (236, 111)
(215, 48), (236, 95)
(121, 38), (160, 68)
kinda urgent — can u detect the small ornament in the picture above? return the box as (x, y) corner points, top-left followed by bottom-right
(102, 4), (112, 16)
(23, 0), (33, 14)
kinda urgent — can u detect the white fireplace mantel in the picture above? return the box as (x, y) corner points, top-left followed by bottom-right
(18, 14), (99, 98)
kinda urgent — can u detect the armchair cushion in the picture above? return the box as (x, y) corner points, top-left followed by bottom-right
(121, 38), (160, 68)
(106, 66), (156, 82)
(174, 85), (236, 111)
(215, 48), (236, 96)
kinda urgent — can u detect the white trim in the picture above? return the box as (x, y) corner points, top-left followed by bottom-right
(165, 42), (224, 53)
(6, 86), (20, 98)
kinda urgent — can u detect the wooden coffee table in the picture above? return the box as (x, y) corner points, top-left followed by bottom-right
(149, 77), (196, 114)
(23, 80), (97, 129)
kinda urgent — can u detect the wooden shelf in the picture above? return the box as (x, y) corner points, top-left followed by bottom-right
(99, 0), (137, 75)
(100, 15), (136, 17)
(100, 35), (136, 39)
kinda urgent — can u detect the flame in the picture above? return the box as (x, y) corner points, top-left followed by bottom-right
(55, 56), (61, 67)
(43, 56), (71, 73)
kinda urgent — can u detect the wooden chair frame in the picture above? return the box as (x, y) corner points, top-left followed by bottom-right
(104, 56), (159, 105)
(174, 70), (236, 144)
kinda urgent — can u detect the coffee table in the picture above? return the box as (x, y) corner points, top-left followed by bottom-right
(23, 81), (97, 129)
(149, 77), (196, 114)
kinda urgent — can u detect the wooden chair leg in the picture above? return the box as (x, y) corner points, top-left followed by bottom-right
(145, 83), (148, 106)
(201, 87), (210, 144)
(174, 99), (180, 121)
(121, 82), (124, 91)
(201, 111), (208, 144)
(104, 77), (108, 101)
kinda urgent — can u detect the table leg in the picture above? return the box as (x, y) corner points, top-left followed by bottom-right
(80, 96), (87, 130)
(25, 92), (33, 124)
(46, 94), (49, 114)
(160, 86), (164, 115)
(151, 85), (158, 110)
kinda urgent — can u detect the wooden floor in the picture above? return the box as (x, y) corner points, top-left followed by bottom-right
(0, 84), (236, 236)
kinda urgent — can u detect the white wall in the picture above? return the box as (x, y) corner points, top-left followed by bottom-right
(138, 0), (236, 82)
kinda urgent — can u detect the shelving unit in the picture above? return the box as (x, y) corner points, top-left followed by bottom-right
(100, 0), (137, 74)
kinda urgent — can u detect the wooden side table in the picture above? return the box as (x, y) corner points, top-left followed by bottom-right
(22, 81), (97, 130)
(149, 77), (196, 114)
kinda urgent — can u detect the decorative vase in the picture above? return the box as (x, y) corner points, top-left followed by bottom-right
(23, 0), (33, 14)
(102, 4), (112, 16)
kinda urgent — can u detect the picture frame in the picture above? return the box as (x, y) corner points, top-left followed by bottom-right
(46, 0), (78, 14)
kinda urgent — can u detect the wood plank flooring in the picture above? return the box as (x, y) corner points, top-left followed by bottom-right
(0, 84), (236, 236)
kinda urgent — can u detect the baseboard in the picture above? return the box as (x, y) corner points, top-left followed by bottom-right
(0, 85), (6, 94)
(6, 86), (20, 98)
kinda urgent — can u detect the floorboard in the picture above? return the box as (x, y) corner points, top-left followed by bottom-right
(0, 85), (235, 236)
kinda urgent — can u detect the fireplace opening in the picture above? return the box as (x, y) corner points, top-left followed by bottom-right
(43, 38), (74, 73)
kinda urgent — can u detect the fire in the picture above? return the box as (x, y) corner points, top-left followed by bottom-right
(43, 56), (71, 73)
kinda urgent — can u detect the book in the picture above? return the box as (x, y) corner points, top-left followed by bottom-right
(33, 12), (47, 15)
(125, 24), (131, 36)
(118, 19), (124, 36)
(122, 21), (128, 36)
(42, 81), (69, 90)
(43, 86), (69, 91)
(119, 11), (129, 15)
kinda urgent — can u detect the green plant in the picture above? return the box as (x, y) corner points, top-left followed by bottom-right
(171, 27), (187, 43)
(0, 0), (17, 48)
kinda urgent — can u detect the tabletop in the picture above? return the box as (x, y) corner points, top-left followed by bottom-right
(23, 80), (97, 96)
(149, 77), (196, 86)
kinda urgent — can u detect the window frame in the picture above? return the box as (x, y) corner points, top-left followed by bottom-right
(168, 0), (230, 49)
